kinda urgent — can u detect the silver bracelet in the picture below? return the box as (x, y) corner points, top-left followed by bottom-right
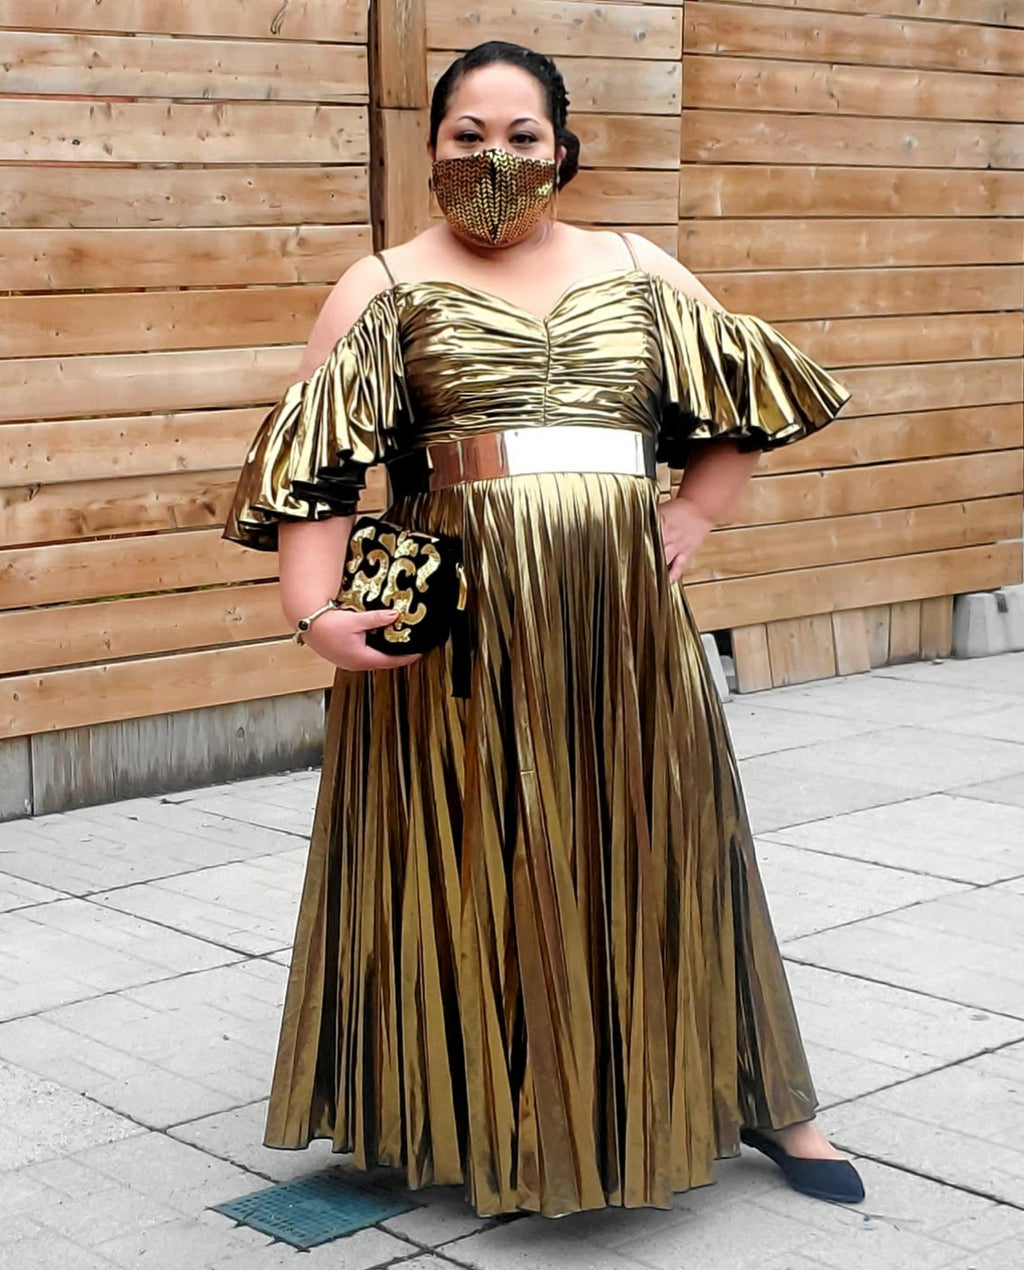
(293, 599), (343, 645)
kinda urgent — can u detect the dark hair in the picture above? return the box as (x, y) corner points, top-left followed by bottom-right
(429, 41), (581, 189)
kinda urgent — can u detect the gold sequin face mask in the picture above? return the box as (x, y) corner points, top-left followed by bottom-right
(431, 149), (557, 248)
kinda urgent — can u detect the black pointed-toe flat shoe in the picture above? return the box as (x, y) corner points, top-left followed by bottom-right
(740, 1127), (866, 1204)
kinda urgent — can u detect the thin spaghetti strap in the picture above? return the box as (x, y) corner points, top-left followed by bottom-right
(617, 231), (641, 270)
(375, 251), (398, 287)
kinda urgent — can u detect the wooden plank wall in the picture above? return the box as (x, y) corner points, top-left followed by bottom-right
(0, 1), (372, 738)
(4, 0), (1023, 742)
(677, 0), (1024, 685)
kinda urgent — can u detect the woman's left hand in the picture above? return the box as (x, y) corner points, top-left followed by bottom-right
(658, 496), (714, 583)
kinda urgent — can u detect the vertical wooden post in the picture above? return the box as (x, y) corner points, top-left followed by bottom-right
(369, 0), (431, 249)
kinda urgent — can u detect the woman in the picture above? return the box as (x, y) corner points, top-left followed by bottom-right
(225, 41), (865, 1217)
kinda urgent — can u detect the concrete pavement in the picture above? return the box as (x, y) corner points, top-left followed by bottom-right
(2, 652), (1024, 1268)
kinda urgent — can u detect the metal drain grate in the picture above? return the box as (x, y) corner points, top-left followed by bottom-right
(212, 1169), (416, 1249)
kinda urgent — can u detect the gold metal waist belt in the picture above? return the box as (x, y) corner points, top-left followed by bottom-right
(388, 426), (657, 496)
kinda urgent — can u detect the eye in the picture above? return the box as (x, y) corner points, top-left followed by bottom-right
(454, 130), (482, 144)
(511, 133), (538, 145)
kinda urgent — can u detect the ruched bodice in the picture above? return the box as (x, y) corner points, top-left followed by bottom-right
(397, 271), (662, 443)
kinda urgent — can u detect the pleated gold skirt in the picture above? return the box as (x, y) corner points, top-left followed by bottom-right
(264, 472), (816, 1216)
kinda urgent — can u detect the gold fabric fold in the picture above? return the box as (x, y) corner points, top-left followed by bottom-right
(239, 273), (838, 1217)
(650, 276), (851, 461)
(223, 290), (407, 552)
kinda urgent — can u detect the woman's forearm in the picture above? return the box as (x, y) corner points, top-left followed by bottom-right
(277, 516), (354, 626)
(676, 440), (760, 524)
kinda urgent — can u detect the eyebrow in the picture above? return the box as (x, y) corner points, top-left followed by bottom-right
(454, 115), (541, 127)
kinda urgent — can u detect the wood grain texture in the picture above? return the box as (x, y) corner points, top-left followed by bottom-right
(2, 1), (368, 43)
(0, 101), (368, 164)
(683, 54), (1024, 122)
(680, 165), (1024, 219)
(1, 165), (369, 229)
(920, 596), (955, 658)
(684, 4), (1024, 74)
(687, 543), (1024, 632)
(831, 611), (872, 676)
(712, 0), (1024, 25)
(3, 225), (368, 290)
(731, 624), (773, 692)
(1, 640), (335, 739)
(0, 286), (329, 358)
(683, 110), (1024, 169)
(427, 2), (683, 59)
(766, 615), (837, 687)
(0, 30), (367, 101)
(0, 583), (290, 676)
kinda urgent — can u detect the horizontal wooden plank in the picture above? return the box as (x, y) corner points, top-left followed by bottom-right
(684, 4), (1024, 74)
(0, 1), (367, 43)
(2, 470), (238, 547)
(428, 51), (681, 115)
(730, 450), (1024, 528)
(687, 542), (1024, 632)
(713, 0), (1024, 26)
(709, 266), (1024, 320)
(836, 360), (1023, 417)
(0, 528), (273, 610)
(0, 461), (388, 547)
(683, 54), (1024, 123)
(687, 496), (1021, 583)
(679, 165), (1024, 220)
(0, 639), (335, 738)
(427, 1), (682, 58)
(0, 582), (290, 676)
(681, 219), (1023, 271)
(3, 408), (265, 485)
(559, 169), (680, 224)
(757, 404), (1024, 475)
(5, 225), (367, 292)
(0, 31), (367, 101)
(0, 345), (301, 422)
(771, 313), (1023, 369)
(0, 285), (329, 359)
(571, 113), (680, 169)
(1, 164), (369, 229)
(682, 110), (1024, 169)
(0, 101), (368, 164)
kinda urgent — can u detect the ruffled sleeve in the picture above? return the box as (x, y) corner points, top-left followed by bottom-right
(650, 276), (851, 467)
(223, 290), (407, 552)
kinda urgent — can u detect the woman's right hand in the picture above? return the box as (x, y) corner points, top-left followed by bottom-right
(301, 607), (423, 671)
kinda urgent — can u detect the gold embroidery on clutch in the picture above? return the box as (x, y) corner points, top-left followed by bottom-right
(342, 527), (443, 644)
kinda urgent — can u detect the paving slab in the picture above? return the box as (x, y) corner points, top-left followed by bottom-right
(745, 674), (1008, 727)
(954, 774), (1024, 810)
(0, 1059), (141, 1172)
(755, 840), (966, 941)
(169, 1100), (341, 1183)
(721, 701), (877, 760)
(0, 961), (287, 1128)
(0, 802), (300, 896)
(827, 1041), (1024, 1207)
(0, 898), (239, 1020)
(207, 1226), (419, 1269)
(764, 794), (1024, 884)
(89, 850), (305, 956)
(735, 760), (910, 833)
(0, 871), (69, 914)
(925, 702), (1024, 746)
(876, 653), (1024, 696)
(748, 727), (1024, 799)
(784, 884), (1024, 1019)
(786, 963), (1024, 1107)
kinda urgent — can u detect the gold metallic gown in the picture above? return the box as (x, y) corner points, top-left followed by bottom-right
(224, 270), (849, 1216)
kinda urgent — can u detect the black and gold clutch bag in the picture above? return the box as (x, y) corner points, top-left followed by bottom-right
(338, 516), (471, 696)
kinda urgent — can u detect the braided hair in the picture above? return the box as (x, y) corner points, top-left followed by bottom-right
(429, 41), (582, 189)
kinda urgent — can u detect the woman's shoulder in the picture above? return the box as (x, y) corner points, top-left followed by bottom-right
(618, 233), (725, 312)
